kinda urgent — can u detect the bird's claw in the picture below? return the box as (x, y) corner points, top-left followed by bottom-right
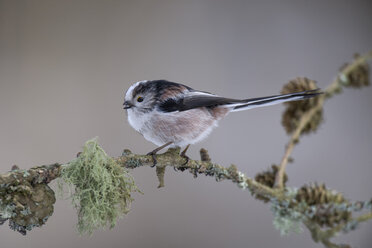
(147, 152), (158, 167)
(173, 152), (190, 172)
(180, 153), (190, 166)
(180, 144), (190, 166)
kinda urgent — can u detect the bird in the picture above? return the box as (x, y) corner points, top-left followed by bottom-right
(123, 80), (321, 166)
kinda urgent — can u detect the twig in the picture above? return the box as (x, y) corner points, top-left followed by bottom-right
(304, 211), (372, 248)
(275, 50), (372, 188)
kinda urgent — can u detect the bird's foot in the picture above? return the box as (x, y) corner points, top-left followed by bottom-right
(180, 144), (190, 166)
(147, 151), (158, 167)
(173, 144), (191, 171)
(147, 141), (173, 167)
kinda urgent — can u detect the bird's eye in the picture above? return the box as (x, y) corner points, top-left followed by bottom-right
(137, 96), (144, 102)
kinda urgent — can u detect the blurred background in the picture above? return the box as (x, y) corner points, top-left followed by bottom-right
(0, 0), (371, 247)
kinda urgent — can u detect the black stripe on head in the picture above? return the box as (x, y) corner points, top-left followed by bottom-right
(152, 80), (193, 99)
(132, 80), (193, 99)
(132, 81), (150, 98)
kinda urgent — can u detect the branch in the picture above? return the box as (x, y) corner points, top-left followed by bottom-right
(0, 144), (289, 235)
(275, 50), (372, 188)
(0, 148), (282, 201)
(1, 144), (371, 242)
(118, 147), (284, 199)
(305, 211), (372, 248)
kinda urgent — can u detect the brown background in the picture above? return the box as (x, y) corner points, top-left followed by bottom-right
(1, 0), (372, 247)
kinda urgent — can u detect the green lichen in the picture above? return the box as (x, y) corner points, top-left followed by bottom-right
(22, 171), (30, 178)
(0, 199), (16, 219)
(125, 157), (142, 168)
(60, 138), (140, 235)
(271, 199), (304, 236)
(237, 171), (248, 190)
(226, 165), (248, 190)
(0, 182), (55, 235)
(204, 165), (228, 182)
(20, 207), (31, 216)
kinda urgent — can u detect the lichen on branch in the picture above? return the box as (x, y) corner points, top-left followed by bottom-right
(59, 138), (140, 235)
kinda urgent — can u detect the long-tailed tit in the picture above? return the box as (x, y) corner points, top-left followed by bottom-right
(123, 80), (321, 165)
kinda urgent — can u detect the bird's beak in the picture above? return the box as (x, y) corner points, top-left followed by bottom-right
(123, 101), (133, 109)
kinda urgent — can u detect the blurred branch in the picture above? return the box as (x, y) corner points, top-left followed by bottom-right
(305, 211), (372, 248)
(275, 51), (372, 188)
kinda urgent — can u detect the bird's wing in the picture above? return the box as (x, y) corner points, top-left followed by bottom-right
(158, 91), (244, 112)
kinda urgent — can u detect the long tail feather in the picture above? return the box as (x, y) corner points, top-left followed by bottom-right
(230, 89), (322, 112)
